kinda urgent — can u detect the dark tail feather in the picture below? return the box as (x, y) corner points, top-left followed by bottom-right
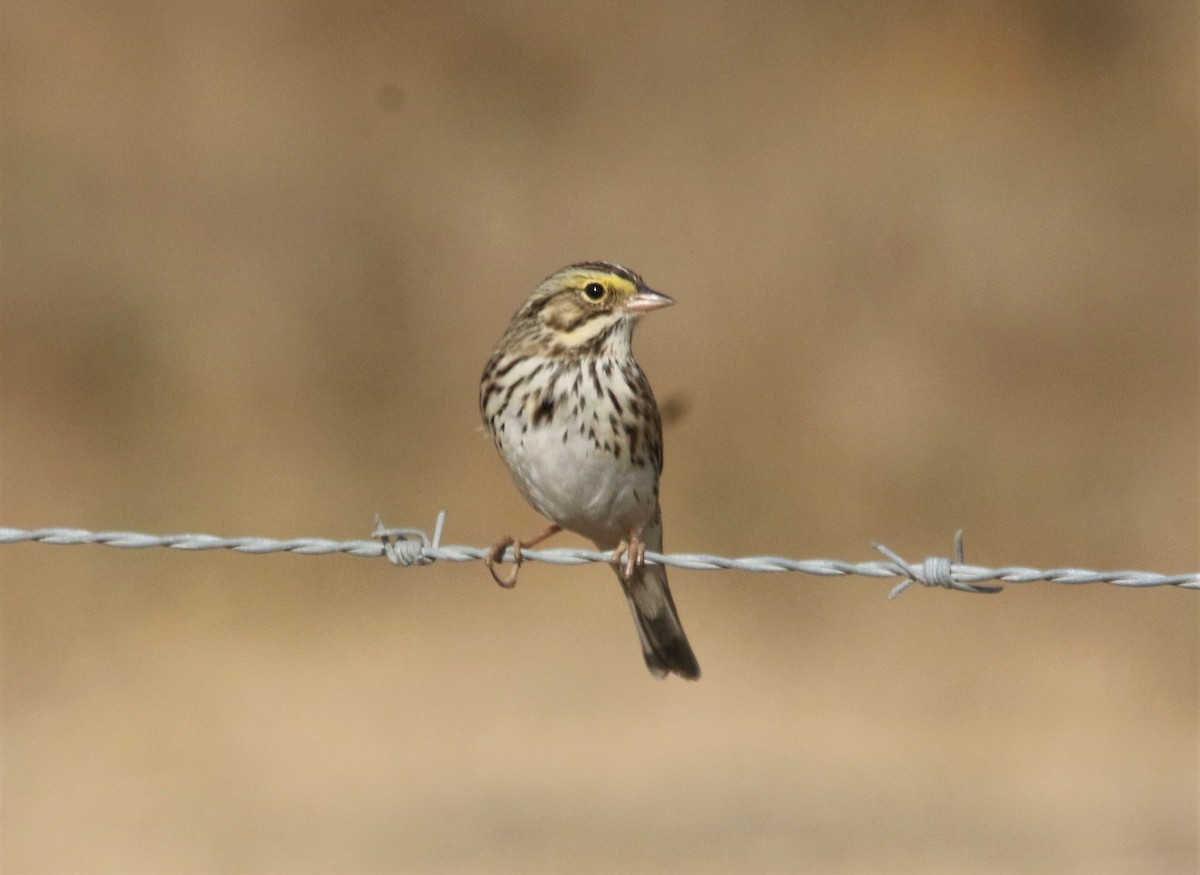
(618, 562), (700, 680)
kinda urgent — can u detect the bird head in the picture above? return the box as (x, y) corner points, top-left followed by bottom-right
(513, 262), (673, 357)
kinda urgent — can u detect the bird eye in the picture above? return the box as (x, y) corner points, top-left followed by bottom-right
(583, 282), (606, 301)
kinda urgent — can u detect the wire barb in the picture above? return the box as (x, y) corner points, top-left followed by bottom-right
(878, 530), (1004, 599)
(374, 510), (446, 567)
(1, 517), (1197, 593)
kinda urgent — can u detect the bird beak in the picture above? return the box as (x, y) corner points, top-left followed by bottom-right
(626, 288), (675, 313)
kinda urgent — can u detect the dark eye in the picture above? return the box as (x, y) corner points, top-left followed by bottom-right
(583, 282), (606, 301)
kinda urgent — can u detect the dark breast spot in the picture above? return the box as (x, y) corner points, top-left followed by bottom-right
(624, 423), (641, 462)
(606, 387), (623, 415)
(532, 395), (556, 426)
(501, 374), (527, 408)
(490, 357), (521, 379)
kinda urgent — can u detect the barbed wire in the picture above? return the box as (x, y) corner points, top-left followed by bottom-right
(2, 512), (1197, 596)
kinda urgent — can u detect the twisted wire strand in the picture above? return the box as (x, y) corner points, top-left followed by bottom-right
(2, 514), (1196, 593)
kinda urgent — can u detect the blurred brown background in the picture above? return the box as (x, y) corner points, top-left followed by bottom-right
(1, 2), (1196, 873)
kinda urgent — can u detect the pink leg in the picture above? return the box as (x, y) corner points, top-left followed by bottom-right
(610, 529), (647, 583)
(485, 524), (562, 588)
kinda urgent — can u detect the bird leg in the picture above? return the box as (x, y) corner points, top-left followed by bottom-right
(610, 530), (647, 583)
(485, 524), (562, 589)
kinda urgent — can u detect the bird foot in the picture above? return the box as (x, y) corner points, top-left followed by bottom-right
(610, 533), (646, 583)
(484, 524), (562, 589)
(485, 536), (522, 588)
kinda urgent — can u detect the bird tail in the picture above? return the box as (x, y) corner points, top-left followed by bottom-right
(612, 513), (700, 680)
(618, 561), (701, 680)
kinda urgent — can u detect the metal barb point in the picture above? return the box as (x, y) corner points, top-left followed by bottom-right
(374, 512), (444, 567)
(878, 531), (1003, 599)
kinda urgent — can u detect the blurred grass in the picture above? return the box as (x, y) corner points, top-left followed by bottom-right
(1, 1), (1196, 873)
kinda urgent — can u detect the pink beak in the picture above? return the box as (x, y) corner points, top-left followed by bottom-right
(626, 288), (675, 313)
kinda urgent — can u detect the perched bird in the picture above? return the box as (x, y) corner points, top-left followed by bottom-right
(480, 262), (700, 680)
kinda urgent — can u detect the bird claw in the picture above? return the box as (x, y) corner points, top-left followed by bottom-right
(610, 534), (646, 583)
(485, 537), (522, 588)
(484, 524), (561, 589)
